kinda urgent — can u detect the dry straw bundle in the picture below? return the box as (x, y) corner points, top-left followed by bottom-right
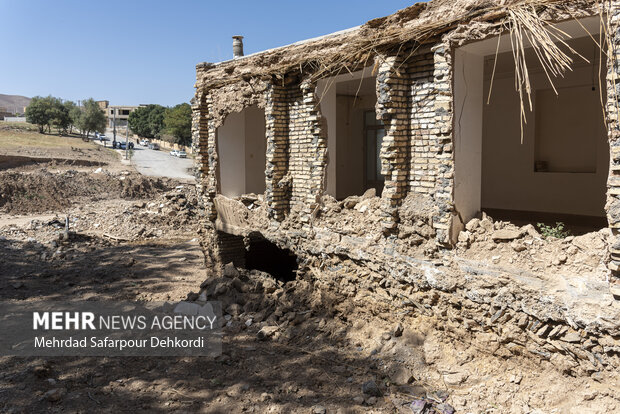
(487, 0), (617, 141)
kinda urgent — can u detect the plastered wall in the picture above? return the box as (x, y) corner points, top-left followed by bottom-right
(481, 49), (608, 217)
(217, 105), (266, 198)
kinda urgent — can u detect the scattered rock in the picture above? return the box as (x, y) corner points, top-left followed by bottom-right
(257, 326), (279, 340)
(479, 218), (494, 233)
(492, 229), (523, 242)
(393, 323), (403, 337)
(465, 218), (480, 232)
(410, 399), (428, 414)
(391, 366), (414, 385)
(223, 262), (240, 278)
(562, 331), (582, 343)
(435, 402), (456, 414)
(33, 364), (51, 378)
(457, 231), (470, 243)
(361, 188), (376, 200)
(312, 405), (327, 414)
(42, 388), (66, 402)
(226, 303), (242, 317)
(343, 196), (359, 209)
(361, 380), (381, 397)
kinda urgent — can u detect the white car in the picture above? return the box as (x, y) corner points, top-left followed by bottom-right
(139, 139), (149, 146)
(170, 150), (180, 156)
(170, 149), (188, 158)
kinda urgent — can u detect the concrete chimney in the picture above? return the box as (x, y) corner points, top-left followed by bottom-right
(232, 36), (244, 59)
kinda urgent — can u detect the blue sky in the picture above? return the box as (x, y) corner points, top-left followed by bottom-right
(0, 0), (417, 107)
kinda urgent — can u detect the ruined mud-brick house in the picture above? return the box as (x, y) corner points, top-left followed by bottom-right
(193, 0), (620, 372)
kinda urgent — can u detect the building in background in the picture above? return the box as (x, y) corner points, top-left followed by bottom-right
(96, 100), (144, 128)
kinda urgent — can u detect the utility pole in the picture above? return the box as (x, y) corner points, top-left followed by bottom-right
(113, 109), (117, 146)
(125, 123), (129, 160)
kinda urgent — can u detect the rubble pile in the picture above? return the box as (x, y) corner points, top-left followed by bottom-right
(0, 184), (201, 248)
(455, 214), (611, 276)
(192, 260), (620, 413)
(204, 196), (620, 380)
(0, 169), (172, 214)
(195, 262), (461, 413)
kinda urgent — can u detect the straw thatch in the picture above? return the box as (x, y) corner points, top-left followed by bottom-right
(196, 0), (604, 91)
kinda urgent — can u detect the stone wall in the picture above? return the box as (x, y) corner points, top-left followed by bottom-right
(190, 0), (620, 378)
(606, 2), (620, 284)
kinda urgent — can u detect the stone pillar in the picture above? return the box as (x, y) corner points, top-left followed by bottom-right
(191, 91), (217, 220)
(376, 54), (410, 233)
(605, 1), (620, 293)
(265, 82), (290, 221)
(430, 43), (456, 245)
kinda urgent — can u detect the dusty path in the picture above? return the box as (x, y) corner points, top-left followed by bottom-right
(130, 145), (195, 181)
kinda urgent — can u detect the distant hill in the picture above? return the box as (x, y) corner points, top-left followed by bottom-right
(0, 94), (31, 113)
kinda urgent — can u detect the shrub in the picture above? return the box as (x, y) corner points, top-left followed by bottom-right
(537, 222), (571, 239)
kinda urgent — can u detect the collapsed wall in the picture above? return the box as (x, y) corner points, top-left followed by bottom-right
(192, 0), (620, 374)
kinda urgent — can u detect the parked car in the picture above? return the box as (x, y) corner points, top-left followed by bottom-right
(117, 142), (134, 150)
(149, 143), (160, 150)
(170, 149), (180, 157)
(139, 139), (149, 146)
(177, 150), (187, 158)
(98, 135), (108, 142)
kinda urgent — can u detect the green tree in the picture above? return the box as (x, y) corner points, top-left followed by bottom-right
(76, 98), (107, 138)
(49, 98), (71, 135)
(128, 106), (150, 137)
(25, 96), (54, 133)
(64, 101), (79, 134)
(147, 105), (166, 138)
(128, 104), (166, 139)
(164, 103), (192, 147)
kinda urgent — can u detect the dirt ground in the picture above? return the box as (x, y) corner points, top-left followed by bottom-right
(0, 122), (119, 166)
(0, 139), (619, 412)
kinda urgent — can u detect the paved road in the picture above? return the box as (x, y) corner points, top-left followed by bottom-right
(130, 143), (195, 181)
(99, 129), (195, 181)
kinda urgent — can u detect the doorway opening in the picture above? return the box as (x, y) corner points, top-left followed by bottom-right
(317, 69), (383, 200)
(453, 16), (609, 235)
(216, 105), (267, 198)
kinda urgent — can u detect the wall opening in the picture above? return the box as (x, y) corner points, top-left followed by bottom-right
(216, 105), (267, 198)
(215, 231), (298, 283)
(317, 69), (383, 200)
(245, 234), (298, 282)
(454, 17), (609, 234)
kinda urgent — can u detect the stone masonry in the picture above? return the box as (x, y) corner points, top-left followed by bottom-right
(193, 0), (620, 374)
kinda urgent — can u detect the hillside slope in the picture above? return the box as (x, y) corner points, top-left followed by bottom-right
(0, 94), (31, 112)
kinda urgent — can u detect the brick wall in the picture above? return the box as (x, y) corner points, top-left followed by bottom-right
(265, 83), (290, 221)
